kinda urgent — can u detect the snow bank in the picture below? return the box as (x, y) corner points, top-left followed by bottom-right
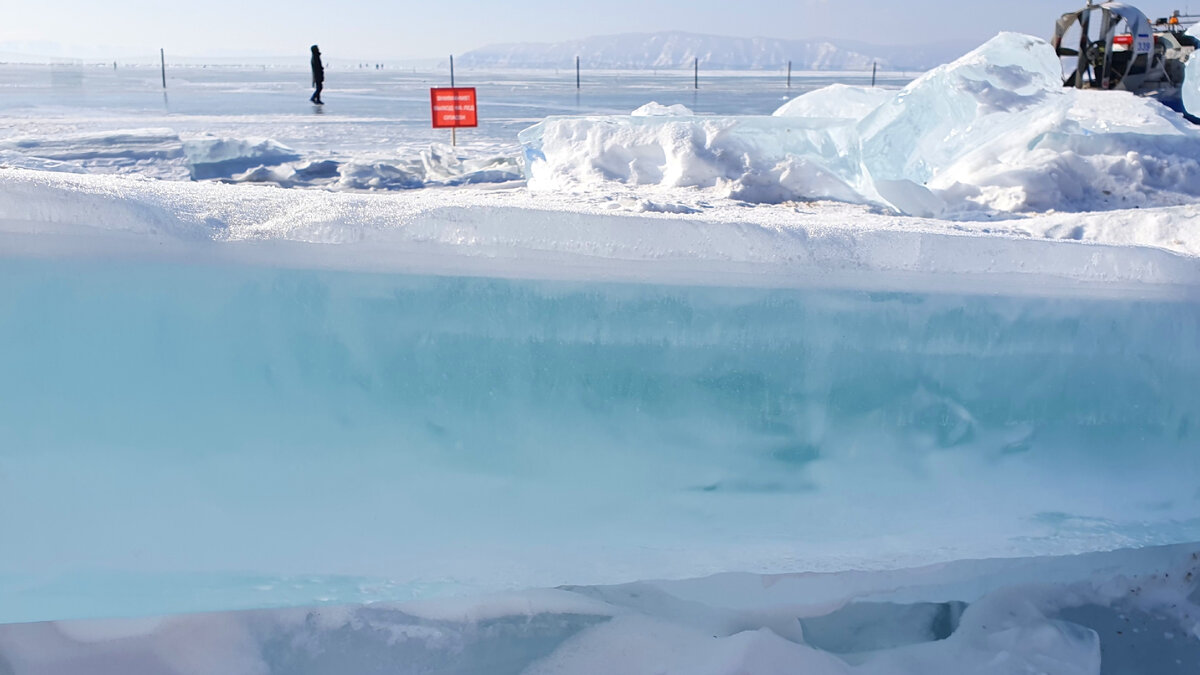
(1, 544), (1197, 675)
(3, 166), (1200, 286)
(521, 33), (1200, 216)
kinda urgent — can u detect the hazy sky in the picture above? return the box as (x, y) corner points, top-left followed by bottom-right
(2, 0), (1196, 59)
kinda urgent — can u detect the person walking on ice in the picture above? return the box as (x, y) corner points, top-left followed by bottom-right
(310, 45), (324, 104)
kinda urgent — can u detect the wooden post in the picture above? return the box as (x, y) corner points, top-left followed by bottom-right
(787, 60), (791, 88)
(693, 57), (698, 89)
(160, 48), (166, 88)
(576, 55), (580, 89)
(871, 61), (877, 87)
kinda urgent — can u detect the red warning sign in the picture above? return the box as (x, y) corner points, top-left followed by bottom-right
(430, 87), (478, 128)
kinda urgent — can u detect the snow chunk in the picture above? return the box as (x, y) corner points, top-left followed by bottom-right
(631, 101), (695, 116)
(182, 136), (301, 180)
(334, 159), (426, 190)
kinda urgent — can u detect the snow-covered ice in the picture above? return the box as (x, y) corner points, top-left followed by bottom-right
(2, 31), (1200, 675)
(522, 33), (1200, 216)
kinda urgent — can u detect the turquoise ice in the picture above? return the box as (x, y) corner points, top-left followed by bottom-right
(1, 257), (1197, 623)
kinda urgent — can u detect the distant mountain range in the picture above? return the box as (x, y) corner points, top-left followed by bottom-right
(457, 32), (975, 72)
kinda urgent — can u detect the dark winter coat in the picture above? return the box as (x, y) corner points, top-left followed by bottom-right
(311, 48), (324, 84)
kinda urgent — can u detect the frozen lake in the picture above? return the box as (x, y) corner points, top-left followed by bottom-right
(2, 52), (1200, 674)
(0, 63), (910, 160)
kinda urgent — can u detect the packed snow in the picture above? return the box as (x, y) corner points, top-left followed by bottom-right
(2, 28), (1200, 675)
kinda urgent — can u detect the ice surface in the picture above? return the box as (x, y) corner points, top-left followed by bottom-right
(521, 33), (1200, 216)
(1, 544), (1198, 675)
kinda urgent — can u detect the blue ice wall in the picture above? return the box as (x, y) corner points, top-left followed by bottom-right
(1, 258), (1198, 622)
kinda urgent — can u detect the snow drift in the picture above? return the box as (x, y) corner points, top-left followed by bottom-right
(4, 165), (1200, 277)
(520, 33), (1200, 216)
(0, 130), (520, 189)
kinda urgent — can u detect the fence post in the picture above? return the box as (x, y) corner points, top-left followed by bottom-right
(693, 57), (698, 89)
(576, 55), (580, 89)
(871, 61), (877, 87)
(787, 60), (791, 88)
(450, 55), (456, 146)
(160, 48), (166, 88)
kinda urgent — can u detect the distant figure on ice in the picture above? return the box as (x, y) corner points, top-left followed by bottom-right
(310, 44), (324, 104)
